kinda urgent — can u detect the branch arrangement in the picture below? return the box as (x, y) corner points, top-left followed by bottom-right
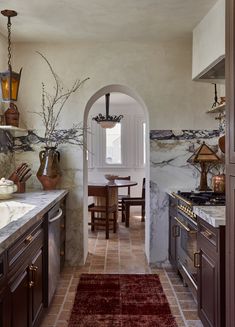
(35, 52), (89, 147)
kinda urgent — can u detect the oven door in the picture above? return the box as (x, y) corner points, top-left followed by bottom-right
(174, 214), (198, 291)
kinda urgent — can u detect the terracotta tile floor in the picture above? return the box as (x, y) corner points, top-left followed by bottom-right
(40, 213), (203, 327)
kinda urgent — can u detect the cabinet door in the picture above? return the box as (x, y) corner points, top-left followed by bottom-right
(198, 249), (217, 327)
(30, 249), (44, 327)
(10, 269), (29, 327)
(0, 287), (10, 327)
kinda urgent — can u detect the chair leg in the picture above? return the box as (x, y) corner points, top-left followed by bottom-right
(113, 211), (117, 233)
(141, 205), (145, 222)
(121, 201), (125, 222)
(106, 213), (109, 239)
(91, 212), (95, 231)
(125, 204), (130, 228)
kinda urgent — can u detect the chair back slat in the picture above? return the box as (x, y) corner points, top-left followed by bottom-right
(115, 176), (131, 195)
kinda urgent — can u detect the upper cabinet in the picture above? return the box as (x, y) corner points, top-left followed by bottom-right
(192, 0), (225, 82)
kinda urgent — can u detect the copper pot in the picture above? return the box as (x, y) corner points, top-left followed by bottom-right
(212, 174), (225, 193)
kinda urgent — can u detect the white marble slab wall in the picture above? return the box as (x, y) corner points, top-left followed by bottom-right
(0, 130), (14, 178)
(149, 129), (222, 266)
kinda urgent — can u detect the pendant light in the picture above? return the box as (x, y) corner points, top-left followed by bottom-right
(0, 10), (22, 102)
(92, 93), (123, 129)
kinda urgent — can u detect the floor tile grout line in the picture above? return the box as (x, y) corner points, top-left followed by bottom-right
(53, 272), (74, 327)
(164, 271), (189, 327)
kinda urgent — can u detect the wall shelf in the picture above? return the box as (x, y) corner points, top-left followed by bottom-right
(0, 125), (28, 136)
(206, 103), (225, 114)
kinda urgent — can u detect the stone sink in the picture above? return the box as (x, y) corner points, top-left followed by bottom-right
(0, 201), (36, 230)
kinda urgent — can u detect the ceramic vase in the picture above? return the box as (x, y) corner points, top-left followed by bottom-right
(36, 147), (62, 190)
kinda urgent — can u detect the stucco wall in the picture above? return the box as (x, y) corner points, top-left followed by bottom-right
(12, 39), (218, 265)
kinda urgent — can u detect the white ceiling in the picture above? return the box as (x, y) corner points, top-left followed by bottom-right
(0, 0), (215, 42)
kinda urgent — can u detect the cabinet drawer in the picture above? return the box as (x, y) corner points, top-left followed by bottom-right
(8, 222), (43, 268)
(199, 220), (217, 248)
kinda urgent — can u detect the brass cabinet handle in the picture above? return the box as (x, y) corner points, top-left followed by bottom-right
(28, 281), (34, 288)
(29, 265), (38, 272)
(60, 251), (65, 256)
(60, 224), (65, 229)
(24, 235), (33, 244)
(174, 217), (196, 234)
(202, 229), (213, 239)
(193, 252), (200, 268)
(29, 265), (38, 286)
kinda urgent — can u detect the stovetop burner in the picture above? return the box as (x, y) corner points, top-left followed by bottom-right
(178, 191), (225, 206)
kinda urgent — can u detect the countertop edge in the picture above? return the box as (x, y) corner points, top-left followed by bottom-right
(0, 190), (68, 255)
(193, 206), (226, 228)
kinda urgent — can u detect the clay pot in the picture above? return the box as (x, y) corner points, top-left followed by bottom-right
(212, 174), (225, 193)
(36, 147), (62, 190)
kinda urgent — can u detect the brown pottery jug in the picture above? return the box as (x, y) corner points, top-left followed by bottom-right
(37, 147), (62, 190)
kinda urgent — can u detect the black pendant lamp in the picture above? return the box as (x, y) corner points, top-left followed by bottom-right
(0, 10), (22, 102)
(92, 93), (123, 129)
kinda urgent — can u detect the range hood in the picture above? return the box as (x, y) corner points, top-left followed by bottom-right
(193, 55), (225, 83)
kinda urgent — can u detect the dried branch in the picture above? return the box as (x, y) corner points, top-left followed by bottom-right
(34, 52), (89, 147)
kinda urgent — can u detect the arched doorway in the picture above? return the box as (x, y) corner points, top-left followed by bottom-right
(83, 84), (150, 264)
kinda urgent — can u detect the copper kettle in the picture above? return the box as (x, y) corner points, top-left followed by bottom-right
(212, 174), (225, 193)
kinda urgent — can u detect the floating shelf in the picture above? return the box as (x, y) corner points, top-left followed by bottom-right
(206, 103), (225, 114)
(0, 125), (28, 136)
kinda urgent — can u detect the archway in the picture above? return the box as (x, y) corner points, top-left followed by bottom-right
(83, 84), (150, 264)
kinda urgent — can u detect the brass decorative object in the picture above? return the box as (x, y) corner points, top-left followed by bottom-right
(187, 142), (221, 191)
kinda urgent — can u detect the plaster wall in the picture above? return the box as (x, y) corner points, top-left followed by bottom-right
(12, 39), (217, 265)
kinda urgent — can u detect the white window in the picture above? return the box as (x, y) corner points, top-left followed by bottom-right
(88, 114), (146, 169)
(106, 123), (122, 164)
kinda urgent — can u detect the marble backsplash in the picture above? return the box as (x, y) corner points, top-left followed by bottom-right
(149, 129), (222, 266)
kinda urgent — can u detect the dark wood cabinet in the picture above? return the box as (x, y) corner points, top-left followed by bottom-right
(10, 268), (29, 327)
(168, 194), (179, 269)
(197, 218), (225, 327)
(30, 249), (44, 327)
(0, 193), (67, 327)
(8, 223), (44, 327)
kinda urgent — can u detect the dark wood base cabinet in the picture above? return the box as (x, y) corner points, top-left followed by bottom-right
(0, 195), (67, 327)
(197, 218), (225, 327)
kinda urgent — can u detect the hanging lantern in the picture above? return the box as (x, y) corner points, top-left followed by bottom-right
(0, 10), (22, 102)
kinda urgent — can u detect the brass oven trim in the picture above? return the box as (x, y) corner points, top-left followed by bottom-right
(174, 216), (197, 234)
(172, 192), (192, 206)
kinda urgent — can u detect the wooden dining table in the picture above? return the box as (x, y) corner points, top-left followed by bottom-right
(88, 179), (138, 214)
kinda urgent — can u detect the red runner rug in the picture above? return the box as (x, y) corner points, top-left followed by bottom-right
(68, 274), (178, 327)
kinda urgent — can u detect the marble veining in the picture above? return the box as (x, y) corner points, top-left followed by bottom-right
(150, 181), (170, 266)
(150, 129), (220, 140)
(193, 206), (225, 227)
(0, 190), (68, 255)
(149, 129), (223, 266)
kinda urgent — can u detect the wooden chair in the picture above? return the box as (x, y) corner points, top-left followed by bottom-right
(115, 176), (131, 212)
(88, 185), (117, 239)
(122, 178), (145, 227)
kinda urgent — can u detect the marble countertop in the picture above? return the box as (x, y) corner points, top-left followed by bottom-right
(0, 189), (68, 255)
(193, 206), (225, 227)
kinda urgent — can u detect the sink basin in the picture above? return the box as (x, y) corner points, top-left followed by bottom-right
(0, 201), (36, 230)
